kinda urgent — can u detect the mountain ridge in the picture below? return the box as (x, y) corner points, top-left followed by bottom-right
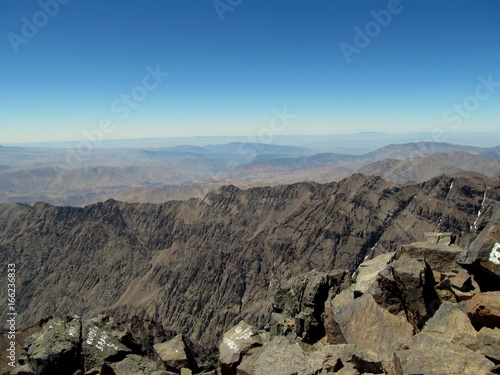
(1, 173), (499, 346)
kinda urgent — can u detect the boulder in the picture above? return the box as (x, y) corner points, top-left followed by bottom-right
(322, 307), (346, 345)
(367, 267), (405, 315)
(82, 321), (133, 371)
(394, 332), (495, 375)
(457, 203), (500, 291)
(16, 316), (83, 375)
(154, 335), (197, 373)
(99, 354), (159, 375)
(478, 327), (500, 362)
(396, 239), (462, 272)
(390, 258), (440, 329)
(238, 336), (313, 375)
(351, 252), (395, 294)
(219, 320), (262, 375)
(466, 291), (500, 329)
(272, 269), (350, 344)
(449, 271), (473, 292)
(333, 294), (413, 363)
(306, 344), (357, 373)
(422, 302), (480, 351)
(424, 232), (455, 245)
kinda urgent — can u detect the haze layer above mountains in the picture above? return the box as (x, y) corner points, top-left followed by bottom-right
(1, 139), (499, 206)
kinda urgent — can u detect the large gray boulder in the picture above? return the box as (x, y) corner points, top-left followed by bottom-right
(351, 252), (395, 294)
(271, 269), (350, 344)
(389, 258), (440, 329)
(236, 336), (313, 375)
(16, 316), (83, 375)
(457, 203), (500, 290)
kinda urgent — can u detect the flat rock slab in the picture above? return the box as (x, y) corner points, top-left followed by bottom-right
(397, 241), (462, 272)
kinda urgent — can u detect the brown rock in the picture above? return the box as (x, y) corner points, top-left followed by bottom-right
(367, 267), (404, 315)
(391, 258), (441, 329)
(396, 240), (462, 272)
(239, 336), (314, 375)
(322, 307), (346, 345)
(100, 354), (159, 375)
(478, 327), (500, 362)
(351, 252), (395, 294)
(449, 271), (473, 292)
(219, 321), (262, 375)
(422, 302), (481, 351)
(154, 335), (197, 373)
(272, 269), (350, 344)
(394, 332), (495, 375)
(333, 294), (413, 363)
(467, 292), (500, 329)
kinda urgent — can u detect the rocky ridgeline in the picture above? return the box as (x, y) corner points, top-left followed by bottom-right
(6, 203), (500, 375)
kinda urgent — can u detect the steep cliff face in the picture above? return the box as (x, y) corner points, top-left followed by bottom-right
(1, 173), (499, 345)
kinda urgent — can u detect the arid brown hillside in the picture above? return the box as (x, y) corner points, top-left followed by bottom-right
(1, 173), (499, 346)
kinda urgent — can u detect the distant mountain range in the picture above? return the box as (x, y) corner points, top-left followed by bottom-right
(0, 141), (499, 206)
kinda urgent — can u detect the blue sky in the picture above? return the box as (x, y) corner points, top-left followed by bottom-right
(1, 0), (499, 143)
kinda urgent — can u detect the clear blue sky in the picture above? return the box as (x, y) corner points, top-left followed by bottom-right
(1, 0), (499, 143)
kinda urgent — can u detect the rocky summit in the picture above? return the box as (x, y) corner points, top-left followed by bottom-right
(1, 173), (500, 374)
